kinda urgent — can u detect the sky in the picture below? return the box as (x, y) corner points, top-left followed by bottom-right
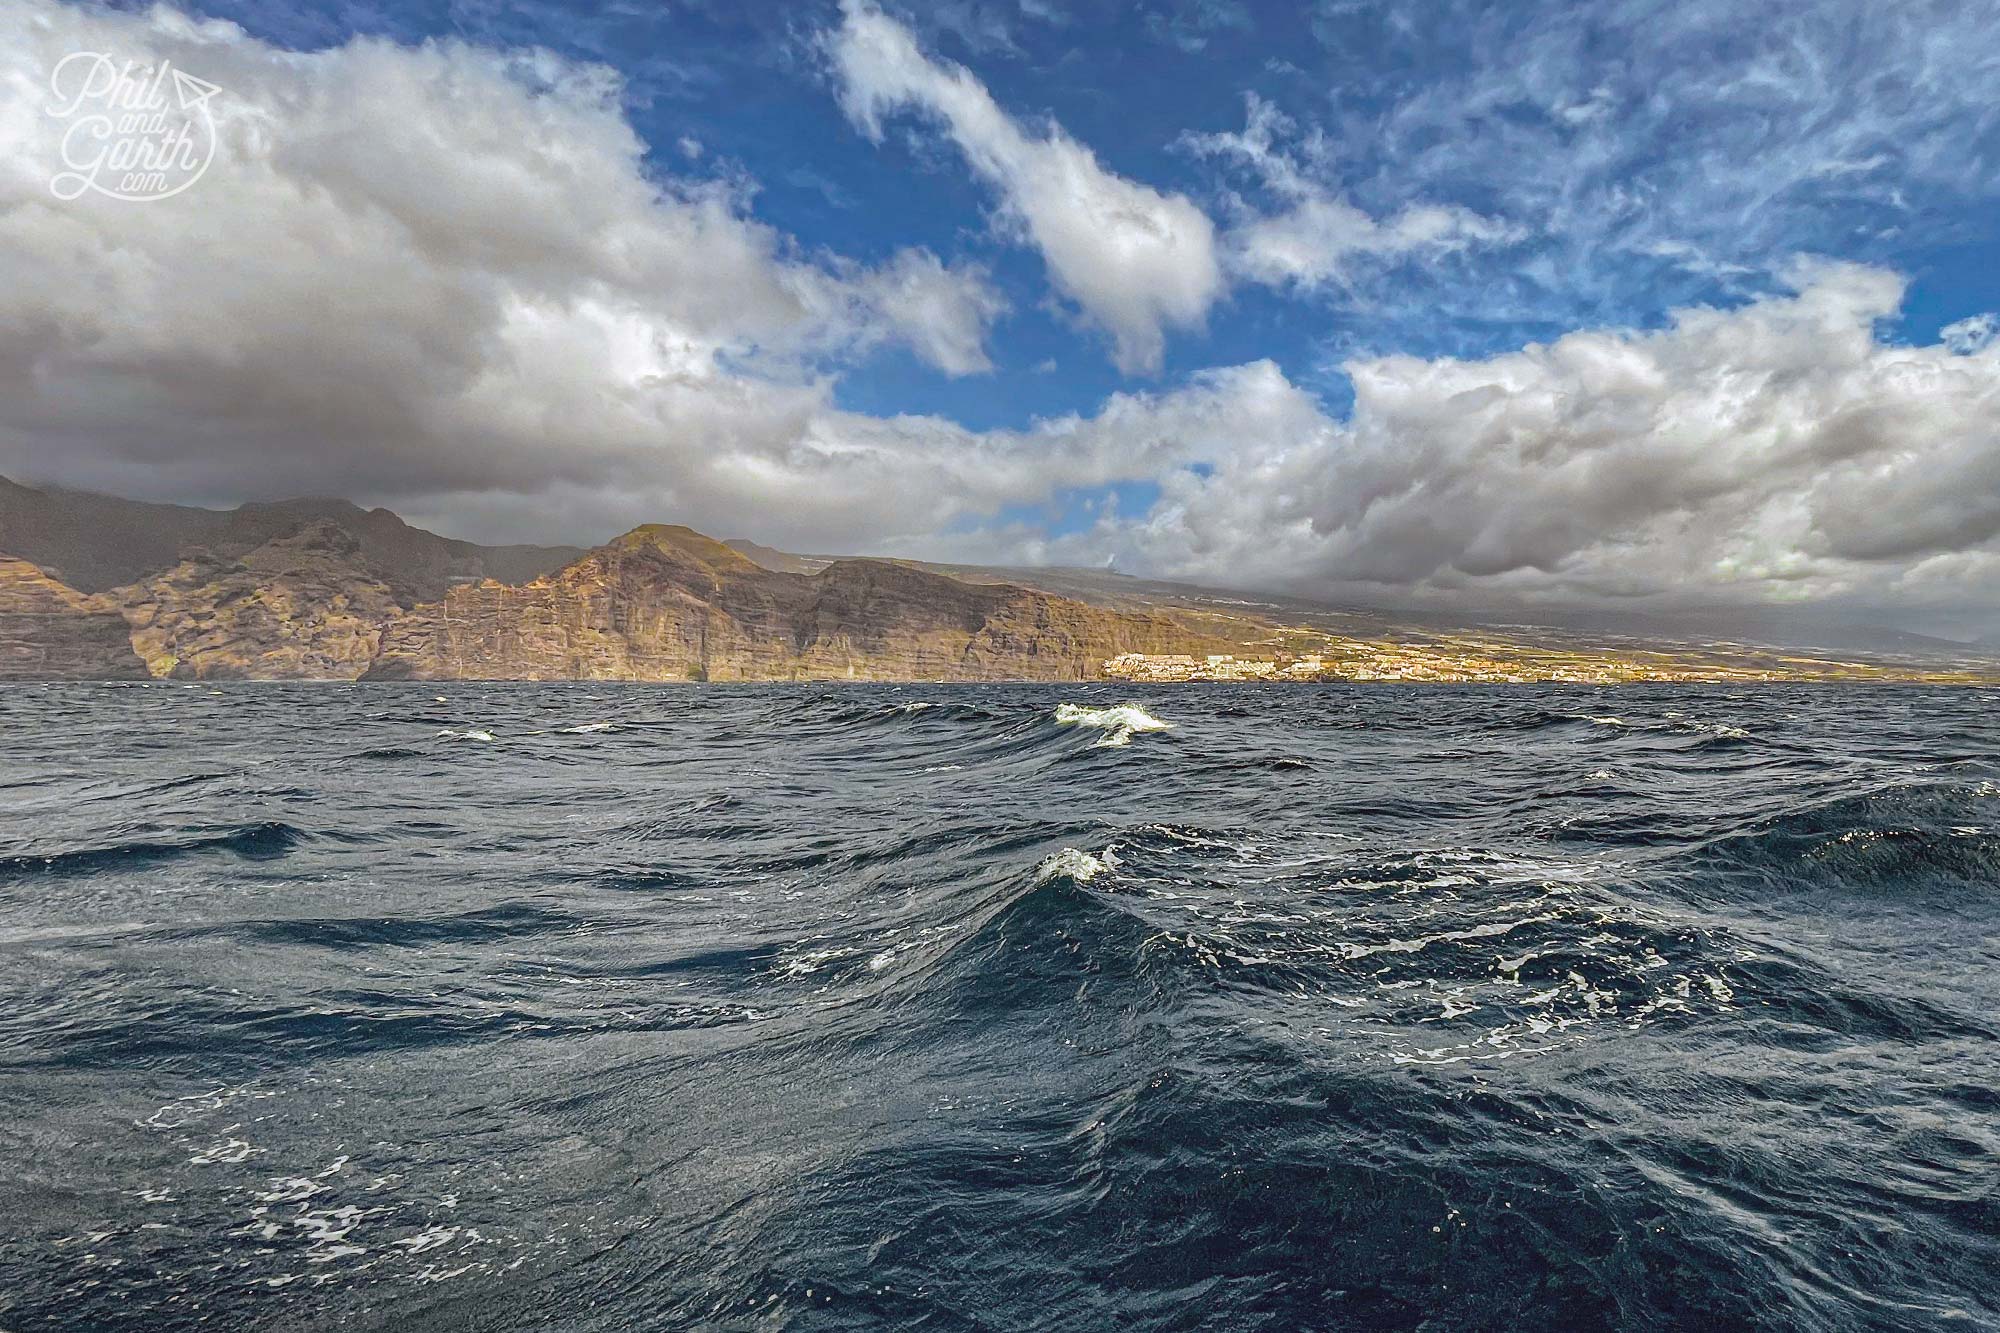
(2, 0), (1999, 635)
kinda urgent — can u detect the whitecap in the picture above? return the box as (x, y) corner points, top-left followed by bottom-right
(1036, 846), (1120, 884)
(436, 728), (496, 742)
(558, 722), (615, 734)
(1053, 702), (1172, 748)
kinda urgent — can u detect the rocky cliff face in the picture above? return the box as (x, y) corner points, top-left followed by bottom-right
(1, 507), (1237, 682)
(0, 558), (150, 679)
(368, 525), (1224, 681)
(104, 522), (405, 679)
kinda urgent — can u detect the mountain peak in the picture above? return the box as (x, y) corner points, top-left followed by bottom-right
(0, 475), (580, 599)
(610, 524), (761, 574)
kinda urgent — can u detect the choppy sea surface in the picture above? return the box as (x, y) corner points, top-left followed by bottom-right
(2, 683), (1997, 1332)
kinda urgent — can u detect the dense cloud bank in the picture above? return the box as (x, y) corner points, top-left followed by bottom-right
(1079, 265), (2000, 624)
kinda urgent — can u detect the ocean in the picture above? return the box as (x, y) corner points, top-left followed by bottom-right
(1, 682), (1996, 1331)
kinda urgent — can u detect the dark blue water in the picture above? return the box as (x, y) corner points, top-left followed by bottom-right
(2, 684), (1997, 1332)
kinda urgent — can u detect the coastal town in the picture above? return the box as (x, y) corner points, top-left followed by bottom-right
(1101, 649), (1773, 684)
(1098, 641), (1995, 685)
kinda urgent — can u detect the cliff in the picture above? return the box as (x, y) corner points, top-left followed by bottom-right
(0, 490), (1989, 683)
(104, 522), (405, 680)
(0, 512), (1235, 683)
(366, 525), (1226, 681)
(16, 481), (1960, 685)
(0, 557), (150, 679)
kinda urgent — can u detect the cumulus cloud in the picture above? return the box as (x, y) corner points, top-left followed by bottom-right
(1054, 263), (2000, 623)
(830, 0), (1223, 373)
(0, 0), (1045, 548)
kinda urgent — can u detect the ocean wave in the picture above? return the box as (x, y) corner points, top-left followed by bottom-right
(9, 682), (1999, 1332)
(1199, 753), (1312, 773)
(1695, 780), (1999, 895)
(1558, 711), (1754, 742)
(1035, 846), (1120, 884)
(1053, 702), (1173, 748)
(0, 821), (307, 879)
(818, 698), (1004, 730)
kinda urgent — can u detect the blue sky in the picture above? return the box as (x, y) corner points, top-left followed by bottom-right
(7, 0), (2000, 629)
(150, 0), (2000, 439)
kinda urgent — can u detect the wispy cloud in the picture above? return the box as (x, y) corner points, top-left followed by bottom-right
(1186, 94), (1519, 293)
(1288, 0), (2000, 328)
(1144, 0), (1254, 54)
(830, 0), (1223, 372)
(1942, 313), (1998, 356)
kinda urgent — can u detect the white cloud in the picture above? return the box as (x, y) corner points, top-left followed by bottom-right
(830, 0), (1223, 373)
(1045, 263), (2000, 622)
(1227, 197), (1514, 291)
(812, 249), (1009, 375)
(1188, 94), (1517, 291)
(0, 0), (1037, 549)
(1942, 313), (1998, 356)
(1294, 0), (2000, 328)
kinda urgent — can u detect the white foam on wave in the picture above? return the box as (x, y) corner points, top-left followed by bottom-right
(1580, 714), (1750, 741)
(1036, 846), (1120, 884)
(558, 722), (615, 734)
(436, 728), (496, 742)
(1053, 702), (1172, 748)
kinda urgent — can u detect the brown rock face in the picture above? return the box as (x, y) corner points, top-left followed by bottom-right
(0, 558), (149, 679)
(106, 522), (405, 680)
(2, 502), (1239, 682)
(368, 525), (1223, 681)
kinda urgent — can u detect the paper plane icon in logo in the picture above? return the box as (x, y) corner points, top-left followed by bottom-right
(170, 68), (221, 111)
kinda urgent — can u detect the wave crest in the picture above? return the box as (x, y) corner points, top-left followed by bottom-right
(1053, 703), (1173, 749)
(1035, 846), (1121, 884)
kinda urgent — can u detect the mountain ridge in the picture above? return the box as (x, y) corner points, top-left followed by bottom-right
(0, 475), (582, 601)
(366, 524), (1228, 682)
(1, 478), (1995, 683)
